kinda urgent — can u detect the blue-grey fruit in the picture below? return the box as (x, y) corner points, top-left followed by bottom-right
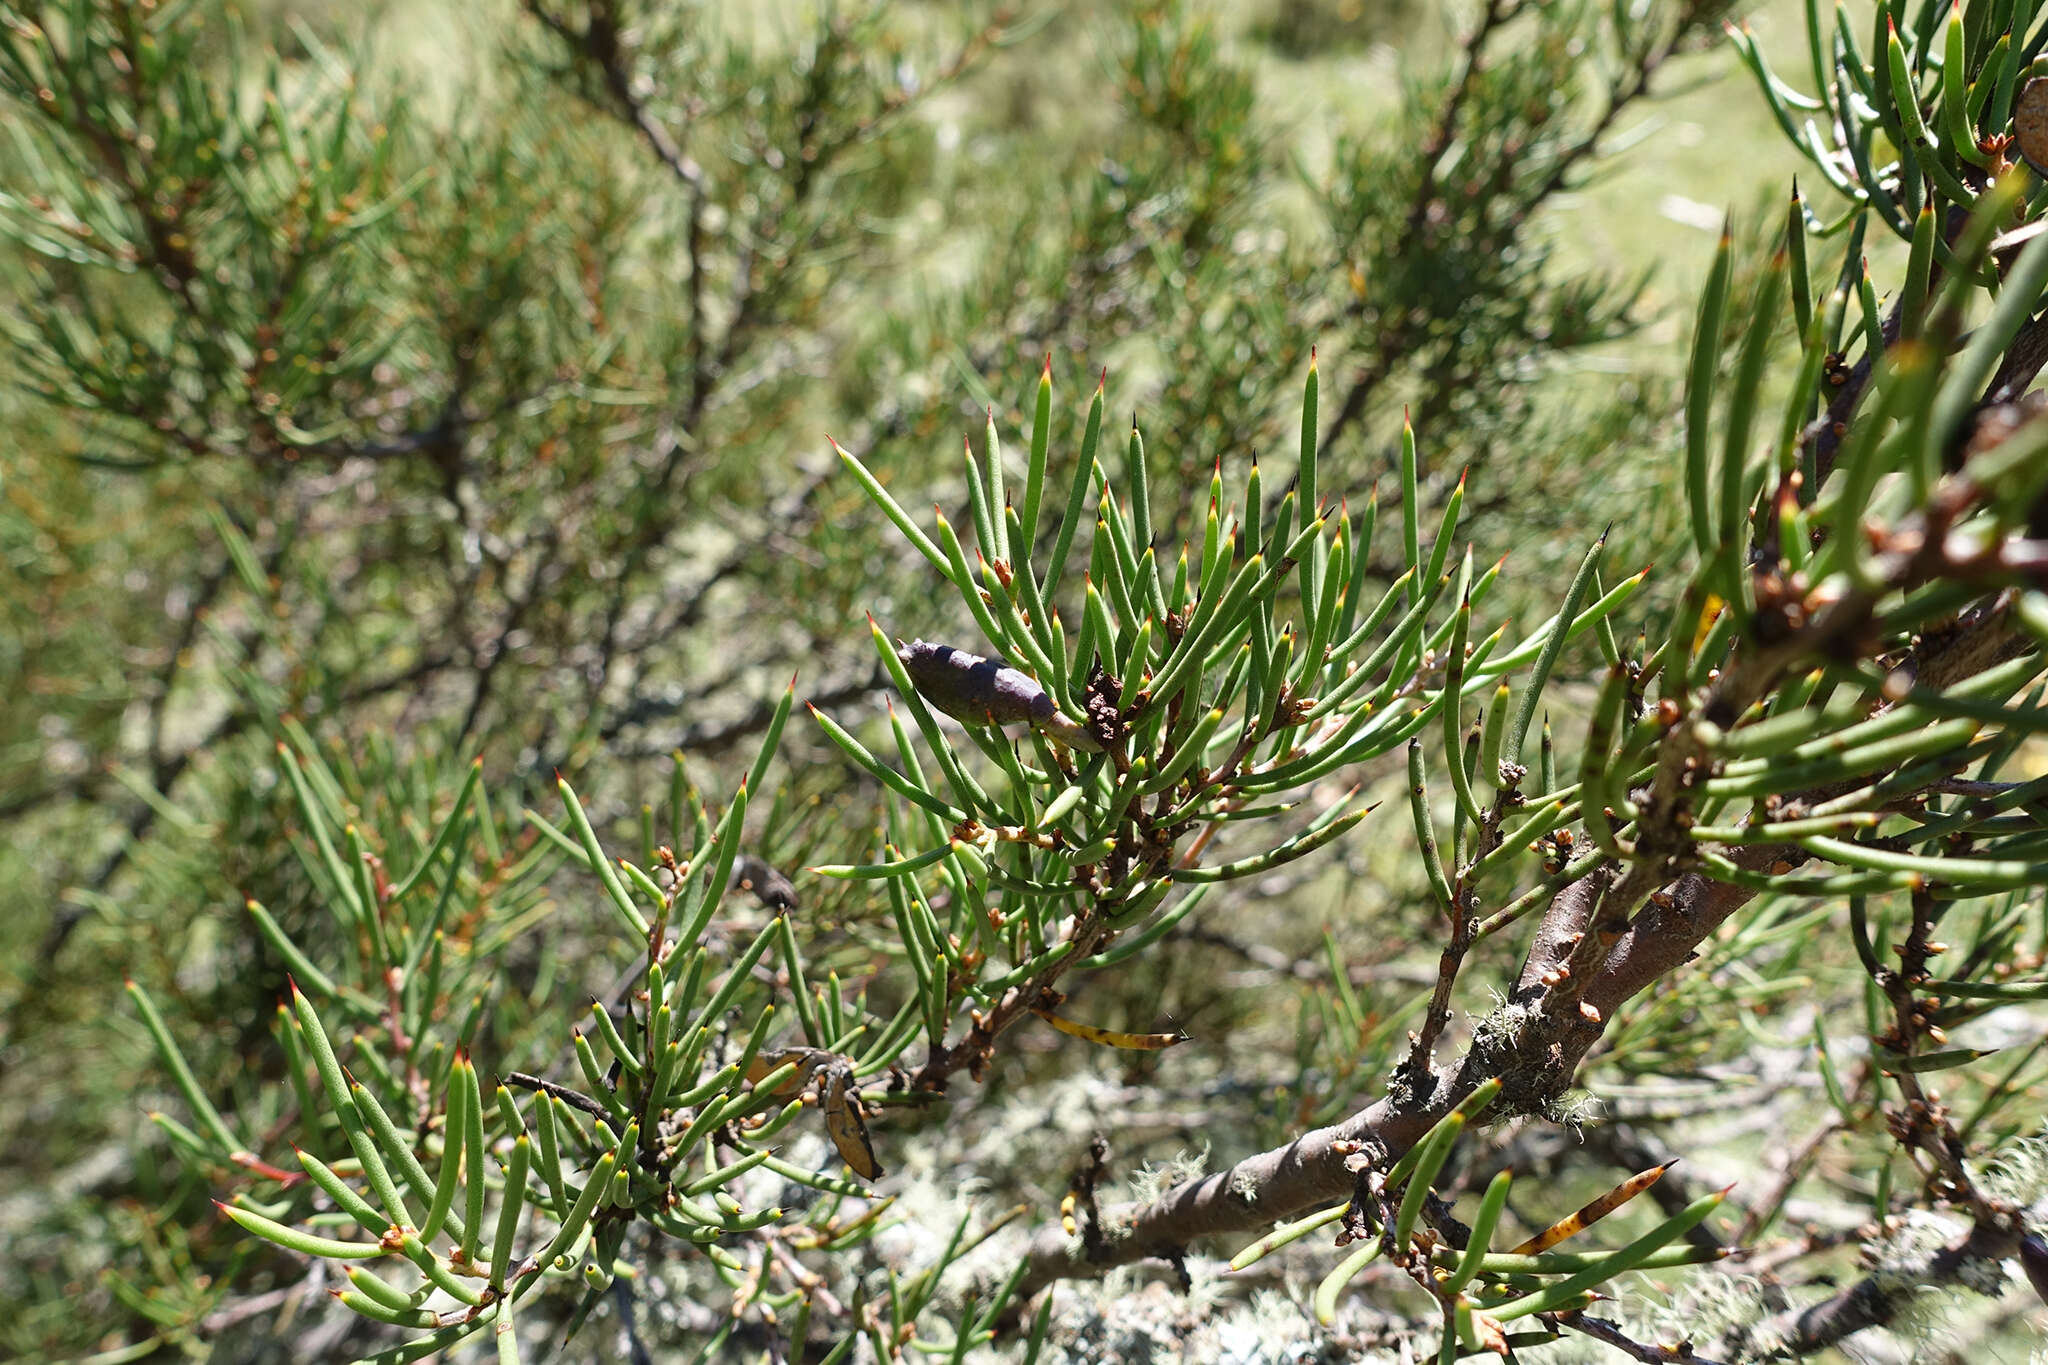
(896, 639), (1102, 751)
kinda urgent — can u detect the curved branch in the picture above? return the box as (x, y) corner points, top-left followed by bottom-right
(1009, 852), (1765, 1300)
(1737, 1215), (2023, 1358)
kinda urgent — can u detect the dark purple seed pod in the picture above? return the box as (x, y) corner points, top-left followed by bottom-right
(2022, 1231), (2048, 1307)
(895, 639), (1103, 750)
(897, 639), (1057, 728)
(731, 855), (798, 911)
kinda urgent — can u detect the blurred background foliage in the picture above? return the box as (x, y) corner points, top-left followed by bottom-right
(15, 0), (2045, 1360)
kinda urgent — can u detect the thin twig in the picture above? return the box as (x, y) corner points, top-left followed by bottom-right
(505, 1070), (614, 1121)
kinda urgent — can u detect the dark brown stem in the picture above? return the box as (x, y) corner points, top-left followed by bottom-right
(1738, 1214), (2023, 1357)
(1562, 1312), (1729, 1365)
(1400, 781), (1514, 1089)
(1870, 884), (1984, 1208)
(505, 1070), (614, 1122)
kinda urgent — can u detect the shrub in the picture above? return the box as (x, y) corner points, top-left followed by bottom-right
(10, 1), (2048, 1362)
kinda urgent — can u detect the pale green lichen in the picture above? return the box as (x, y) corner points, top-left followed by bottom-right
(1046, 1269), (1379, 1364)
(1977, 1124), (2048, 1217)
(1127, 1145), (1210, 1206)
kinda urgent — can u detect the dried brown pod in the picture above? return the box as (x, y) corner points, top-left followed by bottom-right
(895, 639), (1102, 750)
(744, 1049), (812, 1096)
(748, 1047), (884, 1179)
(821, 1064), (883, 1181)
(2018, 78), (2048, 175)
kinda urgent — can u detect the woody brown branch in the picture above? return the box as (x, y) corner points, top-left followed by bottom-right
(1010, 854), (1767, 1300)
(1736, 1214), (2024, 1357)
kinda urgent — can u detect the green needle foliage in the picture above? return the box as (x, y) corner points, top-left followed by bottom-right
(125, 350), (1665, 1363)
(15, 1), (2048, 1362)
